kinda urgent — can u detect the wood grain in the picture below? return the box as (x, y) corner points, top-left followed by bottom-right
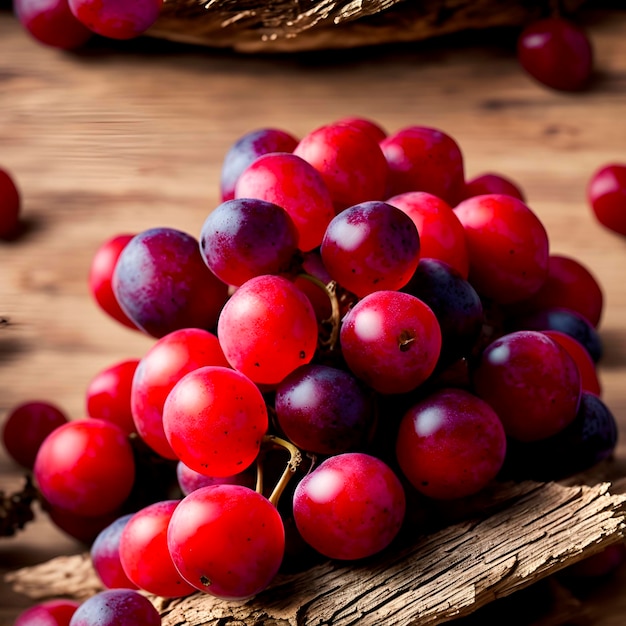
(2, 4), (626, 625)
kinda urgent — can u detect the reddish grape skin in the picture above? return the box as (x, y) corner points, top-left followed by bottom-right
(234, 152), (336, 252)
(14, 0), (92, 50)
(44, 504), (121, 544)
(131, 327), (229, 460)
(334, 115), (388, 143)
(167, 484), (285, 599)
(67, 0), (163, 40)
(274, 364), (375, 455)
(14, 599), (80, 626)
(86, 359), (140, 435)
(2, 400), (68, 469)
(88, 233), (138, 330)
(340, 290), (442, 395)
(542, 330), (601, 396)
(112, 227), (229, 339)
(292, 452), (406, 560)
(119, 500), (196, 598)
(90, 514), (138, 589)
(462, 173), (526, 203)
(587, 163), (626, 237)
(293, 122), (388, 210)
(176, 460), (256, 496)
(0, 167), (21, 238)
(68, 589), (161, 626)
(217, 274), (318, 386)
(293, 251), (334, 322)
(395, 388), (507, 500)
(34, 418), (135, 517)
(453, 194), (549, 304)
(510, 254), (604, 327)
(517, 17), (593, 92)
(220, 127), (298, 202)
(163, 366), (268, 477)
(199, 198), (299, 287)
(471, 330), (581, 442)
(380, 126), (465, 206)
(386, 191), (469, 279)
(320, 201), (421, 298)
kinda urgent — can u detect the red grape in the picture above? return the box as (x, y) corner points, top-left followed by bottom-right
(387, 190), (469, 278)
(472, 330), (581, 442)
(163, 365), (268, 477)
(88, 233), (138, 330)
(220, 127), (298, 202)
(0, 166), (21, 239)
(293, 122), (388, 210)
(167, 484), (285, 599)
(34, 418), (135, 517)
(14, 0), (92, 50)
(588, 163), (626, 237)
(517, 17), (593, 92)
(334, 115), (387, 143)
(130, 327), (229, 460)
(234, 152), (336, 252)
(176, 460), (255, 496)
(396, 388), (507, 500)
(68, 0), (163, 40)
(119, 500), (196, 598)
(454, 193), (550, 304)
(380, 125), (465, 206)
(2, 400), (68, 469)
(320, 200), (421, 298)
(15, 599), (80, 626)
(217, 274), (318, 385)
(292, 452), (406, 560)
(462, 172), (526, 202)
(112, 227), (229, 338)
(340, 290), (442, 394)
(68, 589), (161, 626)
(86, 359), (139, 435)
(44, 504), (121, 544)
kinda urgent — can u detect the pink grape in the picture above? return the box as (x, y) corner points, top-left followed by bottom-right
(15, 599), (80, 626)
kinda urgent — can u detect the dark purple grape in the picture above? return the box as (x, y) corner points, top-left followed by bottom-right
(68, 589), (161, 626)
(90, 514), (138, 590)
(320, 200), (420, 297)
(509, 306), (603, 362)
(402, 258), (483, 370)
(220, 128), (298, 202)
(502, 391), (618, 481)
(274, 364), (375, 455)
(112, 227), (229, 338)
(199, 198), (299, 287)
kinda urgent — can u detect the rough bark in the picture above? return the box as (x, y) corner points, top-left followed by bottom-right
(148, 0), (588, 52)
(7, 478), (626, 626)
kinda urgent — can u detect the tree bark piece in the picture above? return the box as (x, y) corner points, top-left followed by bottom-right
(7, 479), (626, 625)
(149, 0), (587, 52)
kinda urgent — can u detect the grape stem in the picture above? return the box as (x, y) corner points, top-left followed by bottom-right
(298, 274), (341, 351)
(261, 434), (303, 508)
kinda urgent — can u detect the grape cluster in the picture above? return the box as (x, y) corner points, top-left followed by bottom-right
(5, 117), (621, 620)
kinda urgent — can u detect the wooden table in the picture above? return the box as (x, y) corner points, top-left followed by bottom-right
(1, 5), (626, 624)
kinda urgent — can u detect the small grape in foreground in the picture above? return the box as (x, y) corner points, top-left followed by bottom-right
(293, 452), (406, 560)
(15, 599), (80, 626)
(167, 484), (285, 599)
(588, 163), (626, 237)
(68, 589), (161, 626)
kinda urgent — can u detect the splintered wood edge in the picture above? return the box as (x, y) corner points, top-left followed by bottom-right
(6, 479), (626, 625)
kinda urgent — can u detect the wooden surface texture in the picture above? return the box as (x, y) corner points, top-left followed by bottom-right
(2, 4), (626, 624)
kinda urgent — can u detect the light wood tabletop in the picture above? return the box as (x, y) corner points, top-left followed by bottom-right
(1, 4), (626, 624)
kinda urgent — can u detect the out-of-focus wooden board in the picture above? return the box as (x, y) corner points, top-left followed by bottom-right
(1, 5), (626, 625)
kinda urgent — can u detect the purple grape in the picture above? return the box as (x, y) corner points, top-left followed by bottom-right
(220, 128), (298, 202)
(402, 258), (483, 370)
(274, 364), (375, 455)
(320, 200), (420, 297)
(199, 198), (299, 287)
(90, 514), (138, 590)
(112, 227), (229, 338)
(68, 589), (161, 626)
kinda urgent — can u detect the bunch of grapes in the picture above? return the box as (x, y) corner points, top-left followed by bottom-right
(5, 116), (623, 624)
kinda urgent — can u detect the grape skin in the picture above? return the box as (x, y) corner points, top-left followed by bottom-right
(68, 589), (161, 626)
